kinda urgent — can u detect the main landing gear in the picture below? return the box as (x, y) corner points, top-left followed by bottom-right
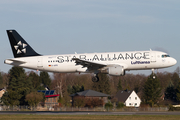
(152, 69), (156, 79)
(92, 74), (99, 82)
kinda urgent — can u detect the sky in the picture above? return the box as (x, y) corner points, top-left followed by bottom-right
(0, 0), (180, 75)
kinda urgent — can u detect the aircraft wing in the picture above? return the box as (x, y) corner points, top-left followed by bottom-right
(72, 58), (107, 71)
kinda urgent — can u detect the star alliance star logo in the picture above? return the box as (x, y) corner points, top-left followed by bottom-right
(14, 41), (27, 54)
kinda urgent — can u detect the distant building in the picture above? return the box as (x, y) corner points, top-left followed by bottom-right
(115, 90), (141, 107)
(70, 89), (109, 107)
(0, 88), (6, 105)
(38, 90), (59, 107)
(0, 88), (6, 98)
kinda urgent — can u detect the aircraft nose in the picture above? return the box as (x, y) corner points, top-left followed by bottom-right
(171, 58), (177, 66)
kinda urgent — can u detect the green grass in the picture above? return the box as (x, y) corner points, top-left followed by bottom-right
(0, 115), (180, 120)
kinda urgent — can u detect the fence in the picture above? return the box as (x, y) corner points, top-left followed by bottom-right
(0, 105), (169, 112)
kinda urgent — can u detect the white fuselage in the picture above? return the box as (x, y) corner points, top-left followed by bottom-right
(4, 50), (177, 74)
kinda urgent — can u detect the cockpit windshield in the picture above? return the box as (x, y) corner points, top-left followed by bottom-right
(162, 55), (170, 58)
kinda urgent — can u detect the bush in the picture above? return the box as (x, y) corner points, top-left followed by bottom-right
(168, 104), (175, 111)
(105, 101), (113, 110)
(116, 102), (125, 109)
(73, 97), (86, 108)
(85, 98), (103, 108)
(25, 91), (43, 107)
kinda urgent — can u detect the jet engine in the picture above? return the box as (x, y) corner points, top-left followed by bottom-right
(100, 65), (125, 76)
(108, 65), (125, 76)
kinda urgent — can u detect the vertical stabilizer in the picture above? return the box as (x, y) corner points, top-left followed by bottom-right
(7, 30), (40, 58)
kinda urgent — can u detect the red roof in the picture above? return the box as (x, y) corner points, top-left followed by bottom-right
(45, 94), (59, 98)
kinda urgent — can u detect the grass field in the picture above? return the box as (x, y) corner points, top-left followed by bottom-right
(0, 115), (180, 120)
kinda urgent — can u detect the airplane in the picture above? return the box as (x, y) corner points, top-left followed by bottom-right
(4, 30), (177, 82)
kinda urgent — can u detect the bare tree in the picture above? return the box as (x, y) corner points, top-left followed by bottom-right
(175, 66), (180, 77)
(53, 73), (67, 98)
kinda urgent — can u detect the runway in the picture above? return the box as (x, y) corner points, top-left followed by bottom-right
(0, 111), (180, 115)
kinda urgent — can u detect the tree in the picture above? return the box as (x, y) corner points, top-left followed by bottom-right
(0, 72), (3, 88)
(72, 85), (84, 94)
(117, 78), (122, 91)
(28, 72), (42, 90)
(143, 73), (162, 107)
(165, 80), (176, 102)
(8, 66), (26, 90)
(171, 72), (180, 89)
(1, 90), (21, 106)
(67, 84), (84, 94)
(0, 72), (9, 89)
(39, 71), (51, 87)
(92, 73), (111, 94)
(176, 81), (180, 102)
(175, 66), (180, 77)
(134, 84), (140, 93)
(53, 73), (66, 97)
(67, 85), (73, 94)
(17, 73), (34, 105)
(1, 66), (33, 106)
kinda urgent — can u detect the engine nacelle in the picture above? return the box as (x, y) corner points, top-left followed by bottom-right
(108, 65), (125, 76)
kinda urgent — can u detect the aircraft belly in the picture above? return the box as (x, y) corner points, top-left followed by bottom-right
(23, 61), (41, 70)
(127, 62), (156, 70)
(55, 65), (78, 72)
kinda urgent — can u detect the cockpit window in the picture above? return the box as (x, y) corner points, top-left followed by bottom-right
(162, 55), (170, 58)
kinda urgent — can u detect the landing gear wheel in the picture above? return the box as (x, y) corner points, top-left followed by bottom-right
(92, 76), (99, 82)
(152, 69), (155, 79)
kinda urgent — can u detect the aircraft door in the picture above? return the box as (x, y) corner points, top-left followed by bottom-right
(37, 57), (43, 70)
(151, 52), (156, 62)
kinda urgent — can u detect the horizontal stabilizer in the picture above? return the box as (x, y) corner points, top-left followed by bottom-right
(4, 59), (26, 64)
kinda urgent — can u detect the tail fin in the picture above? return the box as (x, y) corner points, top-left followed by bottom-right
(7, 30), (40, 58)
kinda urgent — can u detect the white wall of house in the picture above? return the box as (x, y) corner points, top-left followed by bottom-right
(124, 91), (141, 107)
(0, 89), (5, 98)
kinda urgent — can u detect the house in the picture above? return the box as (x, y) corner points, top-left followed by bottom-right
(0, 88), (6, 98)
(38, 90), (59, 107)
(115, 90), (141, 107)
(70, 89), (109, 107)
(0, 88), (6, 105)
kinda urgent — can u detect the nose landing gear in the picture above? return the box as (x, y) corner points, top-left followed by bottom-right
(92, 74), (99, 82)
(152, 69), (156, 79)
